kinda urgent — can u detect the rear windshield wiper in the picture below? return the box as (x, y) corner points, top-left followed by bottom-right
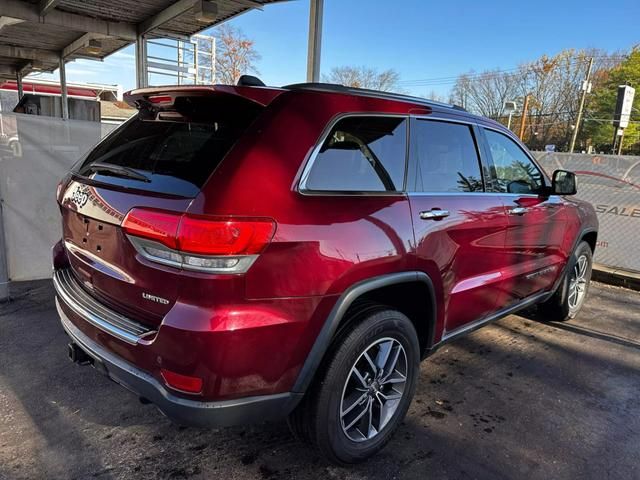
(83, 162), (151, 183)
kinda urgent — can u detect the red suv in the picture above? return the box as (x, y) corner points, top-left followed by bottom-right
(53, 81), (598, 464)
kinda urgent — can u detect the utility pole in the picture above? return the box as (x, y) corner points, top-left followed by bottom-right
(518, 94), (531, 141)
(569, 57), (594, 153)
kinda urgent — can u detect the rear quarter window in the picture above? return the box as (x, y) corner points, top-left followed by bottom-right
(301, 116), (408, 193)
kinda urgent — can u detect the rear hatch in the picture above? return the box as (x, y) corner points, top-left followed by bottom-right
(58, 86), (277, 326)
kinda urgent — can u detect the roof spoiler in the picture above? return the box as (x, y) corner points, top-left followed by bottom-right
(124, 85), (283, 109)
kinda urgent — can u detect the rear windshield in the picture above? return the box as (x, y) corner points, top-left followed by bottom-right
(75, 96), (262, 197)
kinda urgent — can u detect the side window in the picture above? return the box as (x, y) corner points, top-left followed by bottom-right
(484, 129), (544, 194)
(303, 116), (407, 192)
(411, 120), (483, 192)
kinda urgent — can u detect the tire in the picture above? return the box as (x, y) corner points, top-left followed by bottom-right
(288, 308), (420, 465)
(540, 241), (593, 322)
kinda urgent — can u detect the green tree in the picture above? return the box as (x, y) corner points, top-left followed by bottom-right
(581, 48), (640, 154)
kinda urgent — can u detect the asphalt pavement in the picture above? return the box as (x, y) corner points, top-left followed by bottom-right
(1, 280), (638, 480)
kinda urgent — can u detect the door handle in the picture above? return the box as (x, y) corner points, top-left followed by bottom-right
(420, 209), (450, 220)
(508, 207), (528, 215)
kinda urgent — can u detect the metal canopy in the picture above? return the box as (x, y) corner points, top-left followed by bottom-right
(0, 0), (286, 80)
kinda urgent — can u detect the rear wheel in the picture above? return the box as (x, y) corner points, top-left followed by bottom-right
(288, 308), (420, 465)
(540, 241), (593, 321)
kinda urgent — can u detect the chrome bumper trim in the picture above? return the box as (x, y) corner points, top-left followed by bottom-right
(53, 268), (155, 345)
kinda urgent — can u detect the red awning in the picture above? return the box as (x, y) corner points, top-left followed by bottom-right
(0, 81), (99, 99)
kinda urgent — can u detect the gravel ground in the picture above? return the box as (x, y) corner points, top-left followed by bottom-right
(1, 280), (639, 480)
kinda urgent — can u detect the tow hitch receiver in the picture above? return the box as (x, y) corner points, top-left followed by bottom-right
(68, 342), (93, 366)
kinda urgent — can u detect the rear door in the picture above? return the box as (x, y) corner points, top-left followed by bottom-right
(479, 127), (567, 305)
(407, 117), (510, 334)
(58, 91), (264, 325)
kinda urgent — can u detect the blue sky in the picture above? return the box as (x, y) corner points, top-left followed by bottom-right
(31, 0), (640, 98)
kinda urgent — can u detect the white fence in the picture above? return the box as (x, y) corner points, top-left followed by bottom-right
(0, 113), (116, 283)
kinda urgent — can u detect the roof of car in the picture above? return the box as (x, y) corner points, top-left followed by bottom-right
(282, 82), (468, 113)
(126, 82), (467, 112)
(124, 82), (506, 131)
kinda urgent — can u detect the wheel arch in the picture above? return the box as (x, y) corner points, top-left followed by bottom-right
(549, 226), (598, 298)
(581, 229), (598, 253)
(291, 271), (437, 395)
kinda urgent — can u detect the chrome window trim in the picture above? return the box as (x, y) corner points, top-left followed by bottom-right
(406, 192), (559, 198)
(297, 112), (410, 196)
(296, 112), (551, 198)
(410, 114), (477, 125)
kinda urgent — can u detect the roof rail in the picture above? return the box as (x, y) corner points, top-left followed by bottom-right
(282, 82), (467, 112)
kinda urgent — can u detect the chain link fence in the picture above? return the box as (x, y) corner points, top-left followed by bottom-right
(534, 151), (640, 273)
(0, 115), (638, 288)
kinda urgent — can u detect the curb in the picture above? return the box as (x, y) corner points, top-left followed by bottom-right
(592, 264), (640, 292)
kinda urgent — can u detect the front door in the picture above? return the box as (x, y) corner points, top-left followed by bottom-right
(480, 128), (568, 305)
(408, 118), (511, 334)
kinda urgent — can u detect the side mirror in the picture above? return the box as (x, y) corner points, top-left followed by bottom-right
(552, 169), (577, 195)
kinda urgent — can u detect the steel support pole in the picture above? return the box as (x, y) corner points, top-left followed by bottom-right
(59, 54), (69, 119)
(135, 34), (148, 88)
(306, 0), (323, 82)
(16, 71), (23, 100)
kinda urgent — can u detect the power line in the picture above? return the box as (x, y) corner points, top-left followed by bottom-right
(398, 54), (628, 87)
(400, 54), (626, 85)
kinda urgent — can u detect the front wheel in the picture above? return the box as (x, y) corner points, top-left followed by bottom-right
(540, 241), (593, 321)
(288, 308), (420, 465)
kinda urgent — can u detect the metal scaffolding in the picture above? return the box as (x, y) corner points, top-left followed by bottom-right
(0, 0), (326, 299)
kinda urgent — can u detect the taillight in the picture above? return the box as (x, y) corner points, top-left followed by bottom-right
(122, 208), (275, 273)
(178, 217), (275, 255)
(122, 208), (180, 249)
(161, 369), (203, 394)
(148, 95), (173, 105)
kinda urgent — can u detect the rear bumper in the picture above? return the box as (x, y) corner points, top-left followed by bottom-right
(56, 298), (301, 427)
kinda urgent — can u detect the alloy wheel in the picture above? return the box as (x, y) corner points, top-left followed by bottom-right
(339, 337), (408, 442)
(568, 254), (589, 310)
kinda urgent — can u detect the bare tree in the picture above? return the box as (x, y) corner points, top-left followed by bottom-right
(214, 24), (260, 85)
(323, 66), (401, 92)
(451, 49), (623, 149)
(451, 69), (520, 118)
(423, 90), (447, 103)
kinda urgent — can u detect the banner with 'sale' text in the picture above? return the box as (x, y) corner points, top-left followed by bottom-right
(534, 151), (640, 274)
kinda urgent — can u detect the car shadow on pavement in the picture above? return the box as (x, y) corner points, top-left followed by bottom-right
(519, 301), (640, 351)
(2, 282), (640, 479)
(544, 321), (640, 350)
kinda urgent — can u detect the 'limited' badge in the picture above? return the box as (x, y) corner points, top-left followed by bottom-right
(142, 292), (170, 305)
